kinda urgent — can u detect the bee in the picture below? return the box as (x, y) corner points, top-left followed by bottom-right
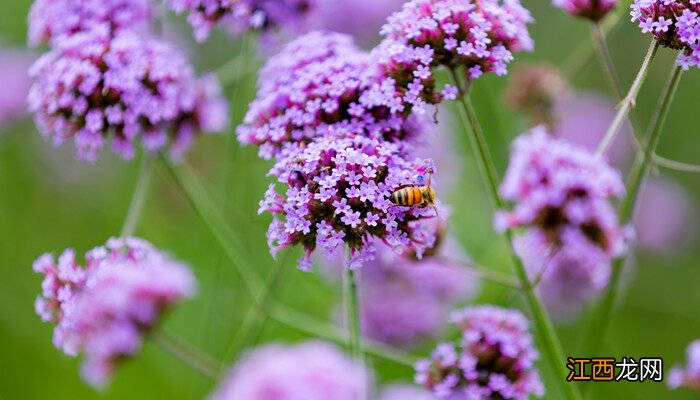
(389, 168), (439, 217)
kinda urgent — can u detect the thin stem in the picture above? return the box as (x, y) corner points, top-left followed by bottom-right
(592, 23), (623, 100)
(151, 329), (222, 380)
(120, 155), (154, 237)
(450, 73), (581, 400)
(591, 64), (683, 356)
(436, 256), (521, 289)
(597, 40), (659, 154)
(344, 262), (367, 400)
(215, 33), (255, 88)
(654, 155), (700, 173)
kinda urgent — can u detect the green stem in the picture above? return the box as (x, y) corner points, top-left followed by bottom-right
(591, 22), (623, 100)
(120, 155), (154, 237)
(436, 256), (521, 289)
(597, 40), (659, 154)
(593, 65), (683, 355)
(450, 71), (581, 400)
(344, 261), (367, 400)
(151, 329), (222, 380)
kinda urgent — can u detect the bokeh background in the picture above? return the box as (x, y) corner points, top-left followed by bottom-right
(1, 0), (699, 399)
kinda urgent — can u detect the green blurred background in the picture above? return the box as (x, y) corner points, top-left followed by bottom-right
(1, 0), (699, 398)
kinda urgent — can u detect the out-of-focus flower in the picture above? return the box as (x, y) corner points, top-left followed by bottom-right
(377, 0), (533, 110)
(28, 30), (228, 162)
(552, 92), (632, 167)
(552, 0), (617, 21)
(669, 340), (700, 391)
(211, 341), (369, 400)
(237, 31), (418, 160)
(634, 176), (698, 256)
(631, 0), (700, 70)
(166, 0), (318, 42)
(28, 0), (153, 47)
(415, 305), (544, 399)
(313, 0), (406, 47)
(504, 63), (570, 129)
(0, 48), (33, 128)
(34, 237), (196, 387)
(260, 133), (436, 271)
(380, 384), (435, 400)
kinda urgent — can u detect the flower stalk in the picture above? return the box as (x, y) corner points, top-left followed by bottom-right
(152, 329), (222, 380)
(120, 154), (154, 237)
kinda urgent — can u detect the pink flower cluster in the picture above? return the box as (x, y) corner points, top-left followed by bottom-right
(670, 340), (700, 391)
(0, 48), (33, 128)
(211, 341), (368, 400)
(631, 0), (700, 70)
(496, 128), (630, 314)
(552, 0), (617, 21)
(415, 305), (544, 399)
(166, 0), (318, 42)
(34, 237), (196, 387)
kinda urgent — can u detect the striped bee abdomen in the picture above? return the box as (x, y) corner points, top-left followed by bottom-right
(390, 186), (424, 206)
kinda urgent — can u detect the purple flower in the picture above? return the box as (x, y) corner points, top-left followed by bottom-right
(34, 237), (196, 387)
(261, 133), (437, 271)
(237, 31), (420, 159)
(28, 30), (228, 162)
(211, 341), (369, 400)
(631, 0), (700, 69)
(415, 305), (544, 399)
(28, 0), (153, 46)
(0, 48), (33, 128)
(380, 384), (435, 400)
(504, 63), (571, 129)
(669, 340), (700, 391)
(166, 0), (318, 42)
(552, 0), (617, 21)
(376, 0), (533, 107)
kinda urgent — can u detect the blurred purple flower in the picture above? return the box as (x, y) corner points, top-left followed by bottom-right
(28, 30), (228, 162)
(34, 237), (196, 387)
(380, 384), (436, 400)
(552, 0), (617, 21)
(376, 0), (533, 109)
(261, 133), (437, 271)
(415, 305), (544, 399)
(552, 92), (632, 167)
(211, 341), (368, 400)
(631, 0), (700, 70)
(634, 176), (698, 256)
(166, 0), (319, 42)
(669, 340), (700, 391)
(313, 0), (406, 47)
(28, 0), (153, 47)
(0, 48), (33, 128)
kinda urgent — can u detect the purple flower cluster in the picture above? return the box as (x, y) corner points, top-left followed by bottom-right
(166, 0), (318, 42)
(28, 0), (153, 47)
(415, 305), (544, 399)
(552, 0), (617, 21)
(496, 128), (629, 308)
(377, 0), (533, 108)
(631, 0), (700, 70)
(28, 30), (228, 162)
(34, 237), (196, 387)
(669, 340), (700, 391)
(211, 341), (368, 400)
(0, 48), (33, 128)
(380, 384), (436, 400)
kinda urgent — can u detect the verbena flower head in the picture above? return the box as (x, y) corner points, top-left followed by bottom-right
(504, 63), (570, 128)
(260, 134), (437, 271)
(496, 127), (629, 260)
(211, 341), (368, 400)
(28, 0), (153, 47)
(377, 0), (533, 107)
(552, 0), (617, 21)
(631, 0), (700, 70)
(28, 30), (228, 162)
(415, 305), (544, 399)
(669, 340), (700, 391)
(237, 31), (419, 160)
(33, 237), (196, 387)
(0, 48), (33, 128)
(514, 231), (611, 320)
(166, 0), (318, 42)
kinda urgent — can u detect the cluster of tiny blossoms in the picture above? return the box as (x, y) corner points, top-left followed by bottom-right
(377, 0), (533, 109)
(28, 0), (153, 47)
(496, 128), (629, 305)
(166, 0), (318, 42)
(34, 238), (196, 387)
(552, 0), (617, 21)
(669, 340), (700, 391)
(211, 341), (368, 400)
(415, 305), (544, 399)
(28, 29), (228, 162)
(631, 0), (700, 70)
